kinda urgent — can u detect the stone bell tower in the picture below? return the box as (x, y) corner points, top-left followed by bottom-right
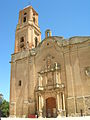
(10, 6), (41, 117)
(14, 6), (41, 53)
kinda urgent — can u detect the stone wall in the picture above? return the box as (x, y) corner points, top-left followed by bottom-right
(10, 36), (90, 117)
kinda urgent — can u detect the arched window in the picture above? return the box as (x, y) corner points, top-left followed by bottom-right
(35, 37), (38, 47)
(45, 29), (52, 38)
(20, 37), (25, 49)
(19, 80), (21, 86)
(20, 37), (24, 42)
(23, 17), (26, 22)
(47, 32), (49, 37)
(24, 13), (27, 15)
(23, 13), (27, 23)
(33, 13), (35, 23)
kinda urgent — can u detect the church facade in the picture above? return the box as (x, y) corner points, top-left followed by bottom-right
(10, 6), (90, 118)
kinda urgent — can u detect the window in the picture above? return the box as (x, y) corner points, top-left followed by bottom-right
(20, 43), (24, 48)
(33, 17), (35, 23)
(45, 29), (51, 38)
(23, 13), (27, 23)
(33, 13), (35, 23)
(24, 13), (27, 15)
(47, 32), (49, 37)
(35, 37), (38, 47)
(23, 17), (26, 23)
(20, 37), (25, 49)
(19, 80), (21, 86)
(47, 43), (49, 46)
(20, 37), (24, 42)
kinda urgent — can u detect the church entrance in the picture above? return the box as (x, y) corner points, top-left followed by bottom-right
(46, 97), (57, 118)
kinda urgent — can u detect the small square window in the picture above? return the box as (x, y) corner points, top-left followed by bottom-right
(19, 80), (21, 86)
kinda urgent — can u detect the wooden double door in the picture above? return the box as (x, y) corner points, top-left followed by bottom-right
(46, 97), (57, 117)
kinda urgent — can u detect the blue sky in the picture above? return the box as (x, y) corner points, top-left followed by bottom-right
(0, 0), (90, 101)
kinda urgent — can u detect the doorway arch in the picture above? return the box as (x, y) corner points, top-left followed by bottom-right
(46, 97), (56, 117)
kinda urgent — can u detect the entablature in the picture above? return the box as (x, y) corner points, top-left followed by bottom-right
(36, 83), (65, 92)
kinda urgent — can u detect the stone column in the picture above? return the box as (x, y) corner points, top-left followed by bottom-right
(62, 93), (65, 111)
(62, 92), (66, 116)
(45, 73), (47, 86)
(38, 74), (43, 90)
(60, 93), (63, 110)
(38, 75), (40, 87)
(41, 95), (44, 110)
(54, 62), (60, 88)
(57, 92), (62, 117)
(14, 102), (16, 116)
(57, 93), (60, 110)
(54, 71), (59, 88)
(38, 94), (43, 118)
(55, 63), (58, 83)
(56, 71), (58, 84)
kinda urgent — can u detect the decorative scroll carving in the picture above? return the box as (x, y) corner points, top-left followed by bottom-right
(54, 62), (61, 70)
(39, 62), (61, 74)
(47, 58), (51, 69)
(30, 50), (36, 56)
(85, 67), (90, 77)
(37, 61), (62, 91)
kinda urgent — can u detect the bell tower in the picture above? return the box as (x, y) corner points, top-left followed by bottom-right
(14, 6), (41, 53)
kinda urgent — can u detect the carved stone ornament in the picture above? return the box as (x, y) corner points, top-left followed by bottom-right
(30, 50), (36, 56)
(28, 98), (33, 103)
(85, 67), (90, 77)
